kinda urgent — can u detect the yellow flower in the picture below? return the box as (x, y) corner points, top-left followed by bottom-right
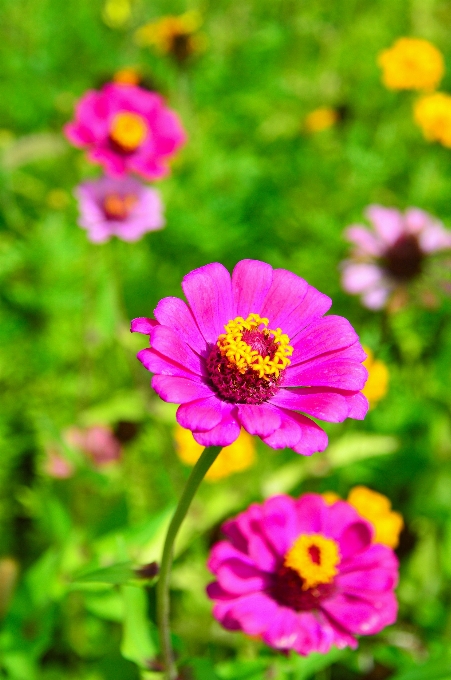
(174, 426), (256, 481)
(414, 92), (451, 147)
(113, 67), (141, 87)
(322, 491), (341, 505)
(347, 486), (404, 549)
(362, 346), (389, 408)
(304, 107), (338, 133)
(134, 11), (204, 62)
(378, 37), (444, 91)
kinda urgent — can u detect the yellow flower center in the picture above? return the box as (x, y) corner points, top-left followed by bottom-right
(103, 193), (137, 220)
(217, 313), (293, 380)
(284, 534), (340, 590)
(110, 112), (148, 152)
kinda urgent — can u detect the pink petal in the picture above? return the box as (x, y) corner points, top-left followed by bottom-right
(361, 284), (391, 310)
(338, 567), (398, 593)
(294, 493), (328, 534)
(192, 402), (240, 446)
(237, 403), (281, 438)
(338, 520), (373, 560)
(215, 558), (269, 595)
(153, 297), (206, 354)
(290, 286), (332, 341)
(260, 269), (309, 337)
(341, 263), (384, 294)
(212, 592), (279, 636)
(262, 495), (300, 554)
(366, 205), (404, 245)
(283, 358), (368, 391)
(263, 608), (323, 654)
(151, 375), (214, 403)
(130, 317), (158, 335)
(137, 348), (204, 382)
(150, 325), (205, 376)
(222, 504), (264, 553)
(345, 225), (383, 256)
(208, 540), (253, 572)
(322, 591), (397, 636)
(291, 414), (329, 456)
(322, 500), (362, 542)
(176, 396), (223, 432)
(419, 222), (451, 253)
(340, 543), (399, 574)
(231, 259), (274, 318)
(290, 316), (359, 365)
(261, 409), (302, 449)
(270, 388), (350, 422)
(340, 391), (369, 419)
(182, 263), (234, 344)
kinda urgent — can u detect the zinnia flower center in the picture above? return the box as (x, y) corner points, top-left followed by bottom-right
(268, 533), (340, 612)
(383, 234), (424, 281)
(103, 193), (137, 221)
(110, 112), (148, 152)
(206, 313), (293, 404)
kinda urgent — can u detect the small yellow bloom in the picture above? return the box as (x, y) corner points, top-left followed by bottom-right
(113, 67), (141, 86)
(414, 92), (451, 147)
(304, 107), (338, 133)
(378, 37), (444, 91)
(174, 426), (256, 481)
(362, 346), (389, 408)
(322, 491), (341, 506)
(102, 0), (131, 28)
(347, 486), (404, 549)
(135, 11), (203, 61)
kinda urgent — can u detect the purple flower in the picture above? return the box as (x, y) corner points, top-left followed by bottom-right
(131, 260), (368, 455)
(341, 205), (451, 309)
(207, 493), (399, 655)
(75, 176), (164, 243)
(64, 83), (186, 180)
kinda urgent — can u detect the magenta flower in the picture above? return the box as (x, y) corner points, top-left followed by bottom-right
(207, 493), (399, 655)
(341, 205), (451, 309)
(131, 260), (368, 456)
(75, 175), (164, 243)
(66, 425), (121, 467)
(64, 83), (186, 180)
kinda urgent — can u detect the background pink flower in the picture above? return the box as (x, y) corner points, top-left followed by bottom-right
(131, 259), (368, 456)
(66, 425), (121, 467)
(64, 83), (186, 180)
(341, 205), (451, 309)
(75, 175), (164, 243)
(207, 493), (399, 655)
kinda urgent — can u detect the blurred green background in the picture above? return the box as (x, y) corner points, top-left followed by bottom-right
(2, 0), (451, 678)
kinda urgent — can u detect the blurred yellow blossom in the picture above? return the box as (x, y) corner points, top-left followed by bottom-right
(102, 0), (131, 28)
(378, 38), (444, 91)
(113, 67), (141, 86)
(347, 486), (404, 549)
(174, 425), (256, 481)
(362, 346), (389, 408)
(414, 92), (451, 147)
(304, 107), (338, 133)
(135, 11), (204, 62)
(322, 491), (341, 505)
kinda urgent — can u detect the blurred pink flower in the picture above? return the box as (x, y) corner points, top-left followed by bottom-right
(341, 205), (451, 309)
(44, 449), (74, 479)
(207, 493), (399, 655)
(64, 83), (186, 180)
(66, 425), (121, 467)
(131, 259), (368, 456)
(75, 175), (164, 243)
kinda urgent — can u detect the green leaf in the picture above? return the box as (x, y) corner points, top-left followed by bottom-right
(120, 585), (157, 668)
(72, 561), (135, 585)
(390, 657), (451, 680)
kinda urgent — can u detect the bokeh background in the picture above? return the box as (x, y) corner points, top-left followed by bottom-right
(2, 1), (451, 678)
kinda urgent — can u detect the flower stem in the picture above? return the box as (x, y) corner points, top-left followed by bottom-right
(157, 444), (222, 680)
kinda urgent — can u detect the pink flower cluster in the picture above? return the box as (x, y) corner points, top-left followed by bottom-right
(207, 493), (399, 655)
(341, 205), (451, 309)
(64, 82), (186, 243)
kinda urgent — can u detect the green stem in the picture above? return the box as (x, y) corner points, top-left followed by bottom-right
(157, 445), (222, 680)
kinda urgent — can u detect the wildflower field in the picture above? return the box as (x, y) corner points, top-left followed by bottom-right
(2, 1), (451, 678)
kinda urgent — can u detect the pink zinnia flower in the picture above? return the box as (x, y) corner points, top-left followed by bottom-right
(341, 205), (451, 309)
(64, 83), (186, 180)
(75, 176), (164, 243)
(131, 260), (368, 455)
(207, 493), (399, 655)
(66, 425), (121, 467)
